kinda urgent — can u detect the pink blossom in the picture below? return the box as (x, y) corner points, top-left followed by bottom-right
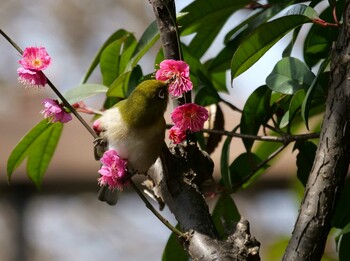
(155, 59), (193, 97)
(171, 103), (209, 132)
(98, 149), (128, 191)
(41, 99), (72, 123)
(19, 46), (51, 71)
(93, 120), (102, 135)
(17, 67), (47, 88)
(169, 126), (186, 144)
(17, 46), (51, 88)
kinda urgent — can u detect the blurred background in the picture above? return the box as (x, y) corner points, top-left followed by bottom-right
(0, 1), (336, 260)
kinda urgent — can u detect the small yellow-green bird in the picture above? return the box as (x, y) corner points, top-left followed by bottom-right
(95, 79), (169, 205)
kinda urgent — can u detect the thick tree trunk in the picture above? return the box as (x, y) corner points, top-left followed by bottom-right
(283, 1), (350, 260)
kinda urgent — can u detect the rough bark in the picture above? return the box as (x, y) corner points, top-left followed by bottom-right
(283, 1), (350, 260)
(148, 1), (260, 260)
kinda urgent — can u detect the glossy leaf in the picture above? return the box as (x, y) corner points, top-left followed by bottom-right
(195, 71), (221, 106)
(128, 20), (159, 69)
(240, 86), (271, 152)
(339, 233), (350, 261)
(7, 120), (63, 188)
(27, 123), (63, 188)
(212, 194), (240, 238)
(266, 57), (315, 94)
(279, 89), (306, 128)
(221, 132), (233, 189)
(180, 0), (250, 58)
(81, 29), (130, 83)
(229, 152), (267, 189)
(204, 105), (224, 155)
(301, 54), (330, 129)
(106, 71), (131, 99)
(64, 83), (108, 104)
(231, 5), (317, 79)
(332, 180), (350, 229)
(293, 141), (317, 186)
(162, 227), (188, 261)
(210, 3), (289, 72)
(100, 34), (136, 86)
(180, 0), (249, 36)
(303, 6), (339, 67)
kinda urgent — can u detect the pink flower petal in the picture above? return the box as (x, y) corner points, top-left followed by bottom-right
(41, 99), (72, 123)
(98, 149), (128, 191)
(19, 46), (51, 71)
(169, 126), (186, 144)
(17, 67), (47, 88)
(171, 103), (209, 132)
(155, 59), (193, 97)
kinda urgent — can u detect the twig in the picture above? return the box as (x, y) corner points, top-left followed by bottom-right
(0, 28), (98, 139)
(231, 144), (287, 190)
(166, 124), (320, 143)
(130, 180), (184, 237)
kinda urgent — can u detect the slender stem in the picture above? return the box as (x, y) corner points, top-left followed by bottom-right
(231, 144), (287, 190)
(0, 28), (98, 139)
(130, 180), (184, 237)
(0, 29), (23, 54)
(166, 124), (320, 143)
(46, 78), (98, 139)
(220, 98), (243, 113)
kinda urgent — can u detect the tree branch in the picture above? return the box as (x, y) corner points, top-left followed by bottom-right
(283, 1), (350, 259)
(148, 1), (260, 260)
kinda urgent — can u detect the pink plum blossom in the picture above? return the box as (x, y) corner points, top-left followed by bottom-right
(93, 120), (102, 135)
(19, 46), (51, 71)
(171, 103), (209, 132)
(17, 46), (51, 88)
(155, 59), (193, 97)
(169, 125), (186, 144)
(17, 67), (47, 88)
(98, 149), (128, 191)
(41, 99), (72, 123)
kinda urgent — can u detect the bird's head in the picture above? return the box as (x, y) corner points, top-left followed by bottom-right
(120, 80), (169, 128)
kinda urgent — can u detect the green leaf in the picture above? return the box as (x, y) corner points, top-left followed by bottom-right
(27, 123), (63, 188)
(100, 33), (136, 86)
(293, 141), (317, 186)
(266, 57), (315, 95)
(128, 20), (159, 69)
(212, 194), (240, 238)
(303, 6), (339, 67)
(194, 71), (221, 106)
(82, 29), (130, 83)
(180, 0), (250, 36)
(231, 5), (317, 79)
(106, 71), (131, 98)
(221, 132), (234, 189)
(240, 86), (271, 152)
(179, 0), (250, 59)
(333, 180), (350, 229)
(162, 226), (188, 261)
(7, 120), (63, 188)
(204, 105), (224, 155)
(301, 53), (330, 129)
(64, 83), (108, 104)
(187, 19), (226, 59)
(339, 233), (350, 261)
(210, 3), (289, 72)
(279, 89), (306, 128)
(229, 152), (267, 189)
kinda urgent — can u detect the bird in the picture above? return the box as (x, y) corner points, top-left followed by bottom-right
(94, 79), (169, 205)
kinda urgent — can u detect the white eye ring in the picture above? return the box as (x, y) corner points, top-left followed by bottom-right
(158, 89), (165, 99)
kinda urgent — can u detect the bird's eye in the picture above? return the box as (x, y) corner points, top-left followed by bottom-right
(158, 89), (165, 99)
